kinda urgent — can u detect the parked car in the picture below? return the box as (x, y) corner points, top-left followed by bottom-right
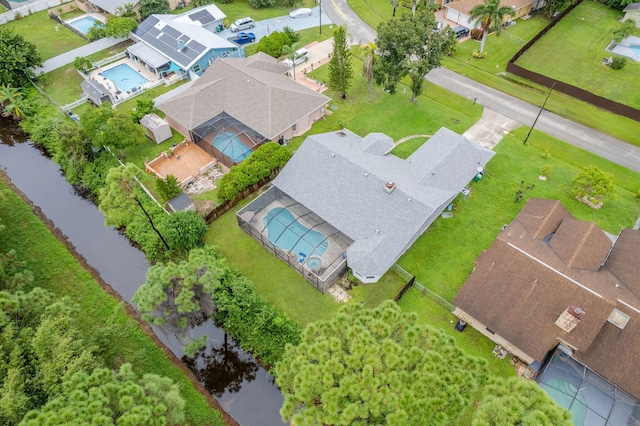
(433, 21), (444, 32)
(453, 26), (470, 39)
(228, 32), (256, 45)
(283, 47), (310, 66)
(289, 8), (312, 18)
(230, 17), (255, 32)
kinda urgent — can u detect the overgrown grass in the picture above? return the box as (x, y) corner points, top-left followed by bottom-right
(0, 181), (225, 426)
(515, 1), (640, 109)
(3, 9), (87, 61)
(398, 126), (640, 301)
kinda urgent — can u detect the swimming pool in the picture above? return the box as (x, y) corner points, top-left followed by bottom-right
(69, 16), (102, 35)
(101, 64), (148, 93)
(264, 207), (328, 257)
(213, 132), (252, 163)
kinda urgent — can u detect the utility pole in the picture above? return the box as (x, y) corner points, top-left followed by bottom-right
(134, 196), (171, 250)
(524, 82), (555, 144)
(319, 0), (322, 34)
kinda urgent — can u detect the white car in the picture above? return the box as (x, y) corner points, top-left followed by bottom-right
(283, 48), (310, 66)
(288, 8), (312, 18)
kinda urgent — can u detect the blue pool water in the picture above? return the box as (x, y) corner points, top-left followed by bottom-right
(213, 132), (252, 163)
(629, 45), (640, 56)
(264, 207), (328, 257)
(69, 16), (102, 34)
(101, 64), (148, 93)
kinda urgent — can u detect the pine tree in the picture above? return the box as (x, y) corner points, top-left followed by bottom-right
(328, 25), (353, 99)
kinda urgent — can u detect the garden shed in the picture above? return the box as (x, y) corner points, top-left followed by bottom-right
(81, 79), (113, 106)
(140, 114), (172, 144)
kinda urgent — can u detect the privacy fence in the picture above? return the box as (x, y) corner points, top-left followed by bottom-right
(506, 0), (640, 122)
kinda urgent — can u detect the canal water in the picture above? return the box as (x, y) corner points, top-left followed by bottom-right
(0, 117), (286, 426)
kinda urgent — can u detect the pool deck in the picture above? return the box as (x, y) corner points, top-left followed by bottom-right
(607, 36), (640, 61)
(88, 57), (162, 102)
(146, 142), (215, 184)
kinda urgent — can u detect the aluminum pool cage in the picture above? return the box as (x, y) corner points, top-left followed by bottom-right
(237, 186), (353, 293)
(190, 112), (266, 168)
(537, 346), (640, 426)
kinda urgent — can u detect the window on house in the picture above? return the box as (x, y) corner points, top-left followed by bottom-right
(193, 64), (201, 73)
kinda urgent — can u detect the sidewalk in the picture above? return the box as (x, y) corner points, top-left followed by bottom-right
(292, 39), (334, 92)
(35, 36), (128, 74)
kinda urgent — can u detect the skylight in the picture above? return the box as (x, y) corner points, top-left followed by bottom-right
(607, 309), (630, 330)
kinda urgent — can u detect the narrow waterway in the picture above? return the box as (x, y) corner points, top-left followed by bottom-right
(0, 118), (286, 426)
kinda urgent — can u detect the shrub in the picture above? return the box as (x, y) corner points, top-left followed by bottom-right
(571, 165), (617, 208)
(155, 174), (181, 202)
(216, 142), (290, 202)
(633, 189), (640, 201)
(472, 49), (488, 59)
(73, 56), (92, 73)
(161, 210), (208, 253)
(255, 31), (287, 57)
(470, 28), (483, 41)
(248, 0), (275, 7)
(610, 56), (626, 70)
(540, 164), (552, 179)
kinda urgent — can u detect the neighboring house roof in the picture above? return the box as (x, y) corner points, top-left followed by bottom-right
(454, 198), (640, 399)
(272, 128), (495, 278)
(157, 53), (329, 140)
(445, 0), (533, 16)
(623, 2), (640, 11)
(132, 5), (234, 71)
(89, 0), (136, 15)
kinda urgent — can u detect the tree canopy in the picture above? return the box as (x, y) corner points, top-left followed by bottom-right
(139, 0), (170, 19)
(328, 25), (353, 99)
(274, 301), (488, 425)
(80, 104), (144, 150)
(374, 11), (456, 102)
(0, 29), (42, 87)
(472, 377), (573, 426)
(571, 165), (617, 208)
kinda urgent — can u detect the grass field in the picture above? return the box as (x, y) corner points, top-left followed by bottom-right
(2, 9), (87, 61)
(515, 2), (640, 110)
(398, 126), (640, 301)
(0, 180), (225, 426)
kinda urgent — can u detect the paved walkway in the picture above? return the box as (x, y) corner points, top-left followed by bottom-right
(35, 36), (128, 74)
(320, 0), (640, 172)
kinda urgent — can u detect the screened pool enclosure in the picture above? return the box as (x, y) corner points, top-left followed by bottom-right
(190, 112), (266, 168)
(237, 187), (353, 292)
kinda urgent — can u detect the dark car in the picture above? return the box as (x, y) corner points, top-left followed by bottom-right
(453, 26), (470, 39)
(228, 32), (256, 45)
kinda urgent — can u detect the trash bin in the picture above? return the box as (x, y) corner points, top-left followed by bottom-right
(455, 319), (467, 332)
(473, 173), (483, 182)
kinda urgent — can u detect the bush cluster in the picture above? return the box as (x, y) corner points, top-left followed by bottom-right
(255, 27), (301, 58)
(217, 142), (290, 202)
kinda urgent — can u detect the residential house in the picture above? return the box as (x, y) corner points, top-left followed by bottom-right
(237, 127), (495, 290)
(157, 53), (329, 167)
(623, 3), (640, 28)
(444, 0), (543, 29)
(128, 5), (240, 80)
(74, 0), (182, 19)
(453, 198), (640, 420)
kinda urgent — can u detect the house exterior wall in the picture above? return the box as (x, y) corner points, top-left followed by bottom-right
(623, 10), (640, 27)
(189, 47), (244, 77)
(453, 307), (537, 364)
(164, 116), (191, 141)
(277, 105), (327, 141)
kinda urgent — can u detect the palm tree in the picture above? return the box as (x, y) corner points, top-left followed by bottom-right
(389, 0), (398, 16)
(469, 0), (514, 54)
(115, 2), (136, 19)
(282, 43), (300, 80)
(360, 42), (376, 101)
(0, 85), (26, 121)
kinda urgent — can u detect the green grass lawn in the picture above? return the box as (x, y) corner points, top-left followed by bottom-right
(398, 126), (640, 302)
(3, 9), (88, 61)
(0, 181), (224, 426)
(218, 0), (319, 27)
(515, 2), (640, 110)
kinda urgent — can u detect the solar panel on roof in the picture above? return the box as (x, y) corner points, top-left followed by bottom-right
(163, 26), (182, 39)
(159, 33), (175, 46)
(188, 40), (205, 53)
(197, 11), (214, 24)
(147, 36), (191, 65)
(147, 26), (160, 37)
(134, 17), (156, 35)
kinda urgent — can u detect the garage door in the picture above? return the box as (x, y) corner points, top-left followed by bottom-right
(446, 8), (460, 23)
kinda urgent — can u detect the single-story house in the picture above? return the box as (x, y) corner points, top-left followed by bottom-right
(444, 0), (544, 29)
(129, 4), (240, 80)
(454, 198), (640, 409)
(157, 53), (330, 167)
(238, 127), (495, 289)
(75, 0), (182, 19)
(623, 3), (640, 28)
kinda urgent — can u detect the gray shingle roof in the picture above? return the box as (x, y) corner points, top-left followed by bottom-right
(157, 53), (329, 139)
(623, 2), (640, 11)
(272, 128), (495, 278)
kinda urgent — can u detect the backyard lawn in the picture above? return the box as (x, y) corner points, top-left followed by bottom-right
(398, 126), (640, 301)
(3, 9), (87, 61)
(515, 1), (640, 110)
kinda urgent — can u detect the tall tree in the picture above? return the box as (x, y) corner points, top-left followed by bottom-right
(282, 43), (301, 80)
(20, 363), (185, 426)
(161, 210), (208, 253)
(328, 25), (353, 99)
(274, 301), (488, 425)
(374, 11), (456, 102)
(98, 163), (142, 228)
(115, 2), (137, 19)
(472, 377), (573, 426)
(361, 42), (376, 101)
(139, 0), (170, 19)
(80, 103), (144, 151)
(0, 29), (42, 87)
(469, 0), (514, 55)
(105, 16), (139, 38)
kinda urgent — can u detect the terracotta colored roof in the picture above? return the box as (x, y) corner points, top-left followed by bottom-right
(157, 52), (329, 140)
(445, 0), (533, 16)
(454, 199), (640, 399)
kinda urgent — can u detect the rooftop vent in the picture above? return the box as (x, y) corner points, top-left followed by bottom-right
(383, 181), (396, 194)
(607, 308), (630, 329)
(555, 306), (585, 333)
(177, 40), (186, 51)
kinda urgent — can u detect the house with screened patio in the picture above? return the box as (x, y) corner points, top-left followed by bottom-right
(237, 127), (495, 292)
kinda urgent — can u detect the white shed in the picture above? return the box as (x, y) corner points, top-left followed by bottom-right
(140, 114), (172, 144)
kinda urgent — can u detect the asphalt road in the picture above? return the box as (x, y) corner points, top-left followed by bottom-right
(320, 1), (640, 172)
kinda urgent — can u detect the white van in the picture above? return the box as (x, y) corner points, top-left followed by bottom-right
(230, 17), (255, 32)
(283, 48), (309, 66)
